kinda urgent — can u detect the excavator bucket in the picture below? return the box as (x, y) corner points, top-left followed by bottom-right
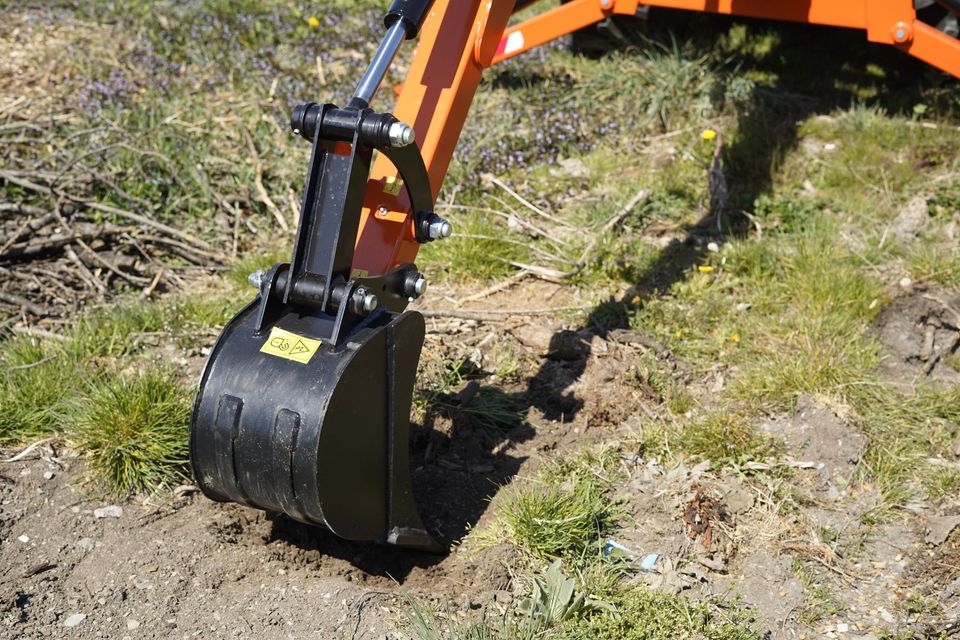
(190, 299), (436, 549)
(190, 0), (444, 551)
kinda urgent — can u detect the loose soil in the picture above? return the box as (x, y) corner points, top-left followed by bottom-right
(3, 280), (959, 639)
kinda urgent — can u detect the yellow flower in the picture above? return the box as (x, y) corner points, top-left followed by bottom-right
(307, 16), (320, 28)
(675, 330), (683, 338)
(701, 129), (717, 141)
(697, 265), (714, 274)
(631, 294), (641, 305)
(730, 334), (740, 343)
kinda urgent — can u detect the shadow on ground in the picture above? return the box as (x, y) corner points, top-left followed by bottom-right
(524, 7), (953, 424)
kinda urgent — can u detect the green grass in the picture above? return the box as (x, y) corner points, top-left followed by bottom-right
(853, 385), (960, 516)
(65, 368), (191, 494)
(560, 590), (760, 640)
(414, 357), (530, 432)
(472, 452), (624, 562)
(0, 293), (238, 492)
(405, 558), (761, 640)
(0, 337), (85, 445)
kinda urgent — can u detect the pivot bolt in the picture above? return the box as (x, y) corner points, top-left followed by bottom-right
(412, 274), (428, 297)
(248, 269), (265, 289)
(428, 217), (452, 240)
(388, 121), (416, 147)
(891, 21), (913, 43)
(351, 287), (379, 315)
(404, 272), (428, 299)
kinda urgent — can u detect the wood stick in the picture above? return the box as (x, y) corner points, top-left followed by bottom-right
(486, 174), (574, 228)
(0, 291), (47, 316)
(417, 305), (589, 321)
(0, 170), (212, 251)
(0, 226), (122, 261)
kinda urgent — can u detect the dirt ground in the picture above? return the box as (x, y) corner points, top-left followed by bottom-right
(2, 279), (959, 639)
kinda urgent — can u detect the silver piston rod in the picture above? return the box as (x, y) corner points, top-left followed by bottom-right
(353, 20), (408, 105)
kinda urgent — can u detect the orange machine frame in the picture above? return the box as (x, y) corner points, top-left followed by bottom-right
(351, 0), (959, 278)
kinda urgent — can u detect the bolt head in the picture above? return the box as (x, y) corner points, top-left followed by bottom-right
(362, 293), (379, 313)
(895, 28), (906, 39)
(428, 219), (452, 239)
(247, 269), (265, 289)
(388, 121), (415, 148)
(413, 275), (427, 297)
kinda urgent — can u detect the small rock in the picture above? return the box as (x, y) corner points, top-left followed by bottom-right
(837, 622), (850, 633)
(891, 195), (929, 243)
(43, 471), (55, 480)
(707, 241), (720, 253)
(493, 590), (512, 604)
(165, 619), (177, 628)
(899, 277), (913, 289)
(824, 142), (837, 151)
(941, 576), (960, 600)
(126, 619), (140, 630)
(950, 431), (960, 458)
(63, 613), (86, 628)
(17, 535), (29, 543)
(94, 505), (123, 519)
(77, 538), (94, 552)
(925, 514), (960, 545)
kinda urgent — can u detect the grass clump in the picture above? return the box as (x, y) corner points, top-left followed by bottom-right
(479, 452), (623, 561)
(0, 294), (231, 493)
(0, 337), (84, 444)
(560, 590), (761, 640)
(65, 368), (191, 495)
(639, 411), (777, 470)
(853, 385), (960, 513)
(405, 560), (760, 640)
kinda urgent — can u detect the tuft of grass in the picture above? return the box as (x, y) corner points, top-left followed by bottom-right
(65, 368), (191, 495)
(679, 412), (777, 466)
(477, 452), (623, 561)
(639, 411), (777, 469)
(415, 357), (529, 432)
(853, 385), (960, 515)
(907, 244), (960, 289)
(560, 589), (761, 640)
(404, 562), (760, 640)
(0, 337), (84, 444)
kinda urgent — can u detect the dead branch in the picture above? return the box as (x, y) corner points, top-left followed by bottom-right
(0, 291), (47, 316)
(0, 170), (213, 251)
(486, 174), (574, 228)
(418, 304), (589, 321)
(243, 128), (289, 232)
(0, 225), (124, 261)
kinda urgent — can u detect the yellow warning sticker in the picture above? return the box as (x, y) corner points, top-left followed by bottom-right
(259, 327), (322, 364)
